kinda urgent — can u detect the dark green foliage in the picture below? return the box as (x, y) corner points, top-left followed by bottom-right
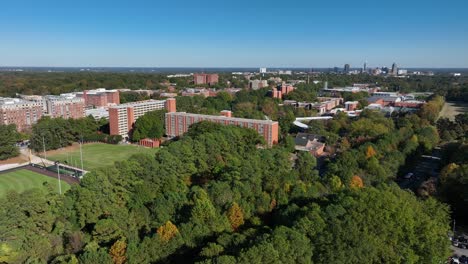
(131, 110), (166, 141)
(0, 124), (20, 160)
(0, 86), (457, 263)
(30, 116), (109, 151)
(276, 186), (451, 264)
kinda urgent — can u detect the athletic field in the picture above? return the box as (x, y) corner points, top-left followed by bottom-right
(0, 169), (71, 197)
(47, 143), (158, 171)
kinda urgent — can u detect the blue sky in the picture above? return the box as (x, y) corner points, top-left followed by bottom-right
(1, 0), (467, 67)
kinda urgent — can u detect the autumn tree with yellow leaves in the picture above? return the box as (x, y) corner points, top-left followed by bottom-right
(227, 202), (244, 231)
(157, 221), (179, 242)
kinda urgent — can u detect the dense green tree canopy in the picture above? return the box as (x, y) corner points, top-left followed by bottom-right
(0, 124), (20, 160)
(131, 110), (166, 141)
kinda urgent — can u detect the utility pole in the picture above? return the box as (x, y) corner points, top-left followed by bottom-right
(42, 136), (47, 160)
(55, 161), (62, 195)
(453, 219), (456, 235)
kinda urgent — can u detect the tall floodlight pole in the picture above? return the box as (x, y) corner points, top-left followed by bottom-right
(79, 137), (84, 171)
(55, 161), (62, 195)
(42, 136), (47, 160)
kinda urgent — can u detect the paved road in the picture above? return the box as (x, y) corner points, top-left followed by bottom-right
(452, 245), (468, 257)
(20, 147), (54, 166)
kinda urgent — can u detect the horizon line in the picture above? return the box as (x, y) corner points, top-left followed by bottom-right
(1, 66), (468, 69)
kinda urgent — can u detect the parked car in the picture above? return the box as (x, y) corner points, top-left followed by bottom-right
(459, 255), (468, 264)
(404, 172), (414, 179)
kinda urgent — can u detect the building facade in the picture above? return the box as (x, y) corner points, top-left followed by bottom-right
(249, 80), (268, 90)
(0, 97), (43, 132)
(109, 98), (176, 138)
(193, 74), (219, 85)
(165, 111), (279, 146)
(44, 95), (85, 119)
(75, 88), (120, 108)
(345, 101), (359, 111)
(344, 64), (350, 73)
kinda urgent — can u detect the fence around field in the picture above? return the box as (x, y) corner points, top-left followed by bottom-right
(0, 164), (80, 185)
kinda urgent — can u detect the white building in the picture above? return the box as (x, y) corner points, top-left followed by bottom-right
(398, 69), (408, 75)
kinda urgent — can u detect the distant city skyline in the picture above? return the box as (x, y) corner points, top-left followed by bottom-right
(1, 0), (467, 67)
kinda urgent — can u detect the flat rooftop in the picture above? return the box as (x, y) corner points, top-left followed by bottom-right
(109, 99), (166, 109)
(167, 112), (278, 125)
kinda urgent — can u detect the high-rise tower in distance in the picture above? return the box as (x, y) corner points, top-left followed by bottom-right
(344, 64), (350, 73)
(391, 63), (398, 75)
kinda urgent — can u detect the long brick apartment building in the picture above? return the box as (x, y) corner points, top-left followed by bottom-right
(165, 110), (279, 146)
(109, 98), (176, 138)
(0, 97), (43, 132)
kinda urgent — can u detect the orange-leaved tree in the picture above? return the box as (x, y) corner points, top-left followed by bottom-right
(157, 221), (179, 242)
(366, 145), (377, 159)
(109, 239), (127, 264)
(227, 202), (244, 231)
(350, 175), (364, 189)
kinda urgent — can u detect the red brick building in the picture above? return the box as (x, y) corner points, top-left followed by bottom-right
(272, 84), (295, 99)
(109, 98), (176, 138)
(193, 74), (219, 85)
(139, 138), (160, 148)
(272, 88), (282, 99)
(0, 97), (43, 132)
(280, 84), (295, 95)
(76, 88), (120, 108)
(165, 111), (279, 146)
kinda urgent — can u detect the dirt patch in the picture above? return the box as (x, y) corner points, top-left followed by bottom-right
(439, 101), (468, 120)
(35, 143), (81, 157)
(0, 156), (28, 165)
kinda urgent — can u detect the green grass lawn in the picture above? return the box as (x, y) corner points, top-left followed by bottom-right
(48, 143), (158, 171)
(0, 169), (70, 197)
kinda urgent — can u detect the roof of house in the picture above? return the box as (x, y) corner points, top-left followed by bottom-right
(294, 133), (325, 146)
(367, 96), (385, 103)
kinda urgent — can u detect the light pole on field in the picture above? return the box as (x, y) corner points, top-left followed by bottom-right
(55, 161), (62, 195)
(79, 136), (84, 171)
(42, 136), (47, 160)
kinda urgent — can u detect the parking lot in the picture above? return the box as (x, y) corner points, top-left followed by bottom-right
(397, 154), (440, 190)
(452, 245), (468, 257)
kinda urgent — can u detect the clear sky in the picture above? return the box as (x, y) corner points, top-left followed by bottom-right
(1, 0), (467, 68)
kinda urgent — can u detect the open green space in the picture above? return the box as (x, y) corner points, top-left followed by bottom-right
(48, 143), (159, 171)
(0, 169), (70, 197)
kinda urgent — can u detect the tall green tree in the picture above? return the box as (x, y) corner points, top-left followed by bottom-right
(0, 124), (19, 160)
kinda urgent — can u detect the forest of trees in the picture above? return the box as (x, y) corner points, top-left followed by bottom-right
(0, 72), (249, 98)
(0, 111), (455, 263)
(29, 116), (119, 152)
